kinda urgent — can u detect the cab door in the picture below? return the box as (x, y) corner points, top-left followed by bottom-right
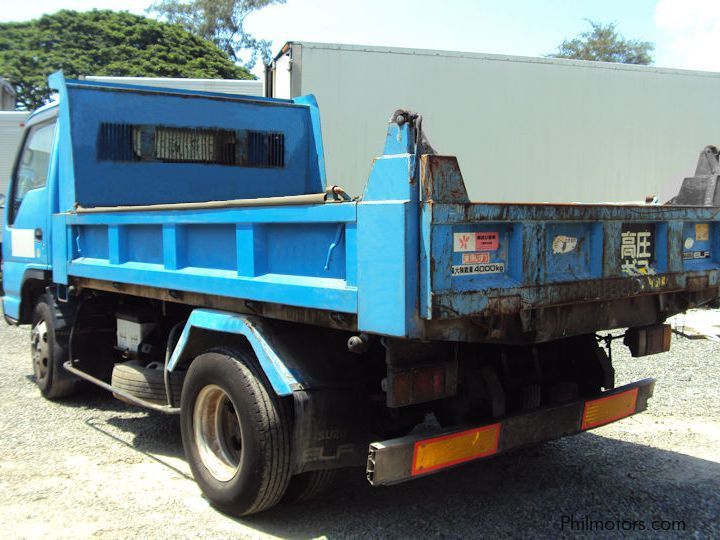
(2, 116), (57, 320)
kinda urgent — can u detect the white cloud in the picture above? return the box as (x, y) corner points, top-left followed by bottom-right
(655, 0), (720, 71)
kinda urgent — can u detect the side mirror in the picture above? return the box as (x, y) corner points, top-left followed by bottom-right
(0, 193), (5, 209)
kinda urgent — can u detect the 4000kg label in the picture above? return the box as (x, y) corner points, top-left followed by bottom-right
(452, 262), (505, 276)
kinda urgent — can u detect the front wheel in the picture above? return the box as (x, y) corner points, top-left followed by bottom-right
(31, 294), (80, 399)
(180, 349), (292, 516)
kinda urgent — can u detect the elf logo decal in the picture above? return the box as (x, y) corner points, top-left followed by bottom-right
(303, 443), (355, 462)
(454, 232), (499, 252)
(683, 250), (710, 260)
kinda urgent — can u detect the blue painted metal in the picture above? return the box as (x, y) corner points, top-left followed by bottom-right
(50, 74), (325, 209)
(64, 204), (358, 313)
(167, 308), (301, 395)
(43, 74), (356, 314)
(48, 73), (77, 214)
(1, 265), (48, 319)
(356, 118), (421, 337)
(293, 94), (327, 189)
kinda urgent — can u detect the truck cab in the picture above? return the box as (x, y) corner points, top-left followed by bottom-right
(2, 104), (57, 323)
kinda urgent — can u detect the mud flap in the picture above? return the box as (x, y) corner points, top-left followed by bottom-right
(292, 388), (370, 473)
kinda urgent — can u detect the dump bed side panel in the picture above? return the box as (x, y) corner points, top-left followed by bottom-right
(421, 156), (720, 335)
(54, 204), (358, 314)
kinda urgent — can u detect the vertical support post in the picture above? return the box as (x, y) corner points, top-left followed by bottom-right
(163, 224), (182, 270)
(357, 113), (423, 337)
(108, 225), (125, 265)
(236, 223), (266, 277)
(344, 223), (357, 286)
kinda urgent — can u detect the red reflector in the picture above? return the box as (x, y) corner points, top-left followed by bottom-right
(413, 366), (445, 399)
(581, 388), (639, 430)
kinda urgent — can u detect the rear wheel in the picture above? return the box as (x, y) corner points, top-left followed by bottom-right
(283, 469), (337, 503)
(31, 294), (80, 399)
(180, 349), (292, 516)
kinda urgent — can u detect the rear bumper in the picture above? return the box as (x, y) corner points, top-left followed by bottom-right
(367, 378), (655, 486)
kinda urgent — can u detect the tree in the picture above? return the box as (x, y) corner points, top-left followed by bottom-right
(148, 0), (285, 69)
(548, 20), (654, 65)
(0, 10), (252, 110)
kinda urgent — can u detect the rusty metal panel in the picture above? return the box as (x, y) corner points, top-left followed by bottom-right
(417, 155), (720, 332)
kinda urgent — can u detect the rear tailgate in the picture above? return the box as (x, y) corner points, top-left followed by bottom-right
(420, 157), (720, 332)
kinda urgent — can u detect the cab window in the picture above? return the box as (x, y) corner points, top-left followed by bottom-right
(9, 120), (55, 225)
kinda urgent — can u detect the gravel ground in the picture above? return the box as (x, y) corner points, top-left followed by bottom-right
(0, 321), (718, 539)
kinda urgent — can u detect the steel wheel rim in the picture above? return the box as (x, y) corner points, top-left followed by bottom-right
(193, 384), (243, 482)
(31, 320), (49, 383)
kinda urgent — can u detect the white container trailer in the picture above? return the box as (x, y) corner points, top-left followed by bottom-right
(85, 76), (263, 97)
(0, 111), (29, 229)
(269, 42), (720, 203)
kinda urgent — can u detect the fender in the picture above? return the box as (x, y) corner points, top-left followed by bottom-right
(167, 308), (370, 471)
(167, 308), (302, 395)
(2, 267), (51, 323)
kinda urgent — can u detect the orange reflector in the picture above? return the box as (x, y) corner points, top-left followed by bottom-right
(411, 423), (501, 476)
(581, 388), (639, 430)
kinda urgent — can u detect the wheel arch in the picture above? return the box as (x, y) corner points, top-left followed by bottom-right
(168, 309), (302, 396)
(170, 308), (371, 473)
(20, 270), (52, 324)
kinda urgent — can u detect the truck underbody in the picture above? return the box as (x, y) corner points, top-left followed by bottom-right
(39, 286), (659, 482)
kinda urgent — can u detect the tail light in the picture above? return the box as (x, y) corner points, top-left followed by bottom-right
(624, 324), (672, 357)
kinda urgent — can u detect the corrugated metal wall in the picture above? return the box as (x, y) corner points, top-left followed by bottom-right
(0, 112), (28, 227)
(284, 42), (720, 203)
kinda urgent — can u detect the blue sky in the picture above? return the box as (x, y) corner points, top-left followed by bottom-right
(1, 0), (718, 76)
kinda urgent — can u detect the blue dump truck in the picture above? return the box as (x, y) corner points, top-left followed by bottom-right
(3, 73), (720, 515)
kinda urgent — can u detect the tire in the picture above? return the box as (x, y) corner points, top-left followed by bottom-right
(283, 469), (337, 503)
(31, 294), (81, 399)
(111, 361), (185, 405)
(180, 348), (292, 516)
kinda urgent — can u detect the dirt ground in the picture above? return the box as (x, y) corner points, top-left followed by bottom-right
(0, 320), (718, 539)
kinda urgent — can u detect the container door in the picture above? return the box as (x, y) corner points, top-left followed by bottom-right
(2, 118), (56, 319)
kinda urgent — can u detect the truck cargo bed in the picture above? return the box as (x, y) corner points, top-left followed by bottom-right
(58, 159), (720, 344)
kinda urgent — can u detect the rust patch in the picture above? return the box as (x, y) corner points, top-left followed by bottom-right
(420, 155), (470, 203)
(485, 295), (522, 316)
(687, 275), (709, 291)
